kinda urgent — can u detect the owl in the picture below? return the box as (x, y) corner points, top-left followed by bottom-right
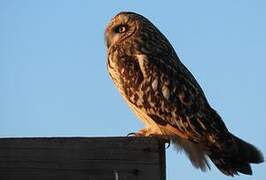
(105, 12), (263, 176)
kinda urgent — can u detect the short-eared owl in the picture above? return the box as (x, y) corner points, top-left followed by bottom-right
(105, 12), (263, 176)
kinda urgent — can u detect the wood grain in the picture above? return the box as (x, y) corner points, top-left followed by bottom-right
(0, 137), (166, 180)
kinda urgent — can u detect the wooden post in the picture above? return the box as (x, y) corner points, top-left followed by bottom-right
(0, 137), (166, 180)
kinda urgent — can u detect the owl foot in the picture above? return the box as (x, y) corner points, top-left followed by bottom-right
(127, 129), (171, 149)
(126, 131), (150, 137)
(127, 128), (161, 137)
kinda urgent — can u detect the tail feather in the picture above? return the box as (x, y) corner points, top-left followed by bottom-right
(231, 134), (264, 164)
(209, 133), (264, 176)
(209, 154), (252, 176)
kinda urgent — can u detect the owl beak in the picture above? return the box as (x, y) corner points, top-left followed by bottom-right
(105, 29), (111, 49)
(106, 37), (111, 49)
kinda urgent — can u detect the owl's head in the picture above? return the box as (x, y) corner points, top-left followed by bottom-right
(105, 12), (140, 49)
(105, 12), (175, 56)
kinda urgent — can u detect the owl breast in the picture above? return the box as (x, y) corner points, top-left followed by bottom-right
(107, 47), (142, 96)
(107, 49), (162, 129)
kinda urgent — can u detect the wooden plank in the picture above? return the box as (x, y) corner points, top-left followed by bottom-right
(0, 137), (166, 180)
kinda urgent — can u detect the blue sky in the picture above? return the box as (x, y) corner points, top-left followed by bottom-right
(0, 0), (265, 179)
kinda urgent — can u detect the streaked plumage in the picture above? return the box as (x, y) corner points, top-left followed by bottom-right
(105, 12), (264, 176)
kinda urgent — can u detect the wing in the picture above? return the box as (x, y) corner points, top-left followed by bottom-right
(114, 51), (229, 141)
(124, 53), (229, 143)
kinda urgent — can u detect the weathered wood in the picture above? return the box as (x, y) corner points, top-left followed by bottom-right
(0, 137), (166, 180)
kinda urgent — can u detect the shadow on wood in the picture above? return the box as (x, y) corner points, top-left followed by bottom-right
(0, 137), (166, 180)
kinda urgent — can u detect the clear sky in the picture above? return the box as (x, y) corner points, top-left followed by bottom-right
(0, 0), (265, 179)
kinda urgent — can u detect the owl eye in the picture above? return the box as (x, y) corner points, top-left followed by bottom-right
(114, 25), (127, 33)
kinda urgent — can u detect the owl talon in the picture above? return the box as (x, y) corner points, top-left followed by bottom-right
(165, 140), (171, 149)
(152, 135), (171, 149)
(127, 132), (137, 137)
